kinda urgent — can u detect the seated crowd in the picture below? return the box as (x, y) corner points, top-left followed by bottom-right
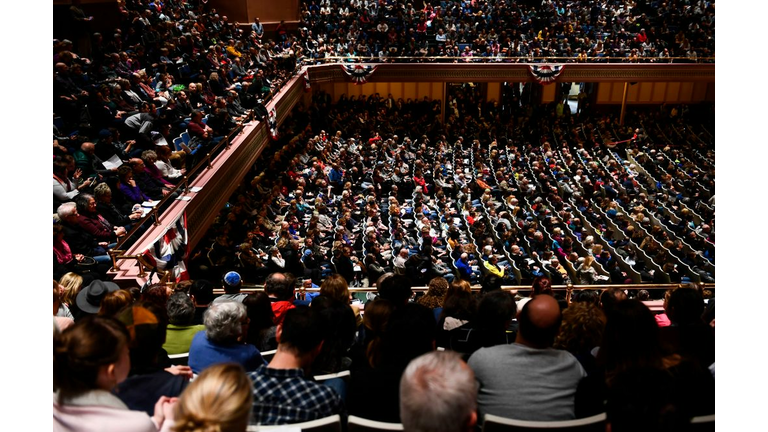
(54, 2), (714, 430)
(297, 0), (714, 62)
(54, 271), (715, 431)
(188, 85), (714, 292)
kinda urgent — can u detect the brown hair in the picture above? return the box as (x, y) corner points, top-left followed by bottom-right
(319, 274), (350, 304)
(53, 316), (130, 404)
(554, 302), (606, 354)
(98, 290), (134, 317)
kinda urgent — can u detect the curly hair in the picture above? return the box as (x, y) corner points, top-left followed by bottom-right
(554, 302), (606, 355)
(417, 277), (449, 309)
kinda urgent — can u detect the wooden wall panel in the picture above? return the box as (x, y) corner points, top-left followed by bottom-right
(679, 82), (694, 102)
(360, 83), (376, 97)
(541, 84), (557, 103)
(693, 82), (708, 101)
(652, 82), (667, 102)
(626, 82), (640, 102)
(610, 83), (624, 103)
(333, 83), (347, 101)
(487, 82), (501, 102)
(597, 83), (612, 103)
(638, 82), (653, 102)
(666, 82), (681, 102)
(432, 82), (444, 101)
(375, 82), (390, 97)
(706, 82), (715, 101)
(403, 83), (417, 101)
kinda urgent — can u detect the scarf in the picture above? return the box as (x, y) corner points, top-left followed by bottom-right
(54, 239), (73, 265)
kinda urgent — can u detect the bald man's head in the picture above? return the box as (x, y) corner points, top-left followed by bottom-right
(81, 142), (95, 155)
(517, 294), (562, 349)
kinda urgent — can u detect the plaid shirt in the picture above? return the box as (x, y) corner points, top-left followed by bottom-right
(248, 365), (345, 425)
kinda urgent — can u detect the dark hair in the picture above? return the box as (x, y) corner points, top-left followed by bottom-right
(440, 288), (477, 322)
(600, 287), (627, 316)
(377, 274), (413, 305)
(167, 292), (196, 325)
(666, 288), (704, 325)
(480, 274), (502, 293)
(117, 302), (169, 370)
(279, 306), (324, 354)
(518, 295), (562, 348)
(532, 276), (553, 296)
(381, 303), (436, 370)
(475, 290), (517, 332)
(243, 292), (276, 349)
(606, 367), (686, 432)
(190, 280), (215, 305)
(598, 300), (664, 384)
(265, 273), (295, 300)
(53, 316), (130, 403)
(310, 295), (357, 374)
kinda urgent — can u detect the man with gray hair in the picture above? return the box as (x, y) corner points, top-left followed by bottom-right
(188, 301), (266, 374)
(400, 351), (478, 432)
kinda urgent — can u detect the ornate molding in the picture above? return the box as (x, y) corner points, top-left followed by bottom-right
(306, 63), (714, 83)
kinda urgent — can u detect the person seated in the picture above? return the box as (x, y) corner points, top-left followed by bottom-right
(248, 306), (345, 425)
(56, 202), (112, 265)
(169, 363), (253, 432)
(188, 301), (266, 374)
(114, 303), (191, 415)
(93, 183), (143, 228)
(400, 351), (478, 432)
(264, 272), (297, 325)
(164, 292), (206, 355)
(54, 316), (176, 431)
(75, 194), (126, 244)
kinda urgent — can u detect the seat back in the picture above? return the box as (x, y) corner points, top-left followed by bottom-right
(168, 352), (189, 366)
(247, 414), (342, 432)
(482, 413), (607, 432)
(173, 136), (184, 152)
(260, 349), (277, 362)
(348, 415), (404, 432)
(689, 414), (714, 432)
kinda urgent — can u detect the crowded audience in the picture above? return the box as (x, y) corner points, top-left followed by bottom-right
(54, 2), (715, 430)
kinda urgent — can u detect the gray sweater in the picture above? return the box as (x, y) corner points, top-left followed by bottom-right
(468, 343), (586, 421)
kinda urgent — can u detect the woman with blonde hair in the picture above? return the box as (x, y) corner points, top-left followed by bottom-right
(171, 363), (253, 432)
(59, 272), (84, 308)
(577, 255), (601, 285)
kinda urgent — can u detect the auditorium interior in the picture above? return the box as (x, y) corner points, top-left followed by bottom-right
(45, 0), (735, 430)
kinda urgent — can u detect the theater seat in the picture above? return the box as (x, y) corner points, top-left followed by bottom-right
(347, 415), (404, 432)
(248, 414), (342, 432)
(167, 352), (189, 366)
(482, 413), (606, 432)
(689, 414), (714, 432)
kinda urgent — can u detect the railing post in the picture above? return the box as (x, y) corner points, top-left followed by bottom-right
(207, 153), (213, 169)
(566, 283), (574, 303)
(136, 255), (146, 277)
(109, 249), (124, 271)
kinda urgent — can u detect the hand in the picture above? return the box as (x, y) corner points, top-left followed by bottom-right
(162, 189), (171, 196)
(152, 396), (178, 429)
(75, 254), (85, 262)
(129, 212), (142, 220)
(129, 179), (136, 187)
(98, 242), (109, 248)
(164, 365), (193, 379)
(114, 226), (127, 237)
